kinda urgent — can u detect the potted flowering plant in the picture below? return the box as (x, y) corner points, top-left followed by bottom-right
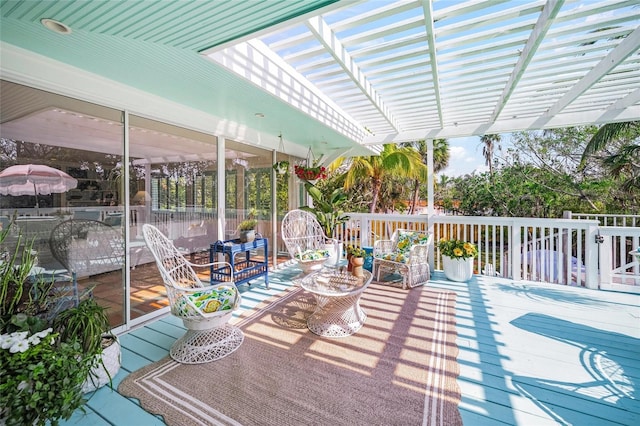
(347, 246), (369, 277)
(294, 164), (327, 182)
(0, 325), (95, 425)
(437, 238), (478, 282)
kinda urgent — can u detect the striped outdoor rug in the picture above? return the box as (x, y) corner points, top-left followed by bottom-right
(119, 283), (461, 426)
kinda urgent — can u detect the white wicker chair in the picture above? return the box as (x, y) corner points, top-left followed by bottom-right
(372, 229), (433, 289)
(49, 218), (125, 312)
(142, 224), (243, 364)
(281, 209), (338, 273)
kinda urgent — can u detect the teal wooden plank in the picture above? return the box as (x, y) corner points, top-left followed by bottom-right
(84, 386), (165, 426)
(126, 327), (177, 350)
(119, 346), (156, 373)
(118, 334), (168, 362)
(59, 409), (111, 426)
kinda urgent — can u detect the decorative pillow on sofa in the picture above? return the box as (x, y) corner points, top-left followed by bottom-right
(174, 285), (237, 316)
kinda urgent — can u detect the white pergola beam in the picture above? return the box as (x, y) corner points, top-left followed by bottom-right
(305, 15), (400, 132)
(534, 25), (640, 127)
(421, 0), (443, 128)
(490, 0), (564, 122)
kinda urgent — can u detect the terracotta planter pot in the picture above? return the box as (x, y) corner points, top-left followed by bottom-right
(351, 256), (365, 278)
(442, 255), (474, 282)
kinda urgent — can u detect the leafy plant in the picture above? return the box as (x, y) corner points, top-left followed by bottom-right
(301, 182), (350, 239)
(1, 220), (114, 424)
(0, 327), (94, 425)
(237, 219), (257, 231)
(53, 298), (110, 355)
(1, 225), (57, 332)
(437, 238), (478, 260)
(346, 245), (369, 258)
(272, 161), (290, 175)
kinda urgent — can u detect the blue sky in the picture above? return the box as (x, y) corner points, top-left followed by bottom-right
(441, 136), (490, 177)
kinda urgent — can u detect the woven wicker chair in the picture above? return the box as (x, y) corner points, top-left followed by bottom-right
(49, 219), (125, 310)
(372, 229), (433, 289)
(142, 224), (243, 364)
(281, 209), (338, 273)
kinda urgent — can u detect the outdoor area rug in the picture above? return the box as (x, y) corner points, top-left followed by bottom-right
(119, 283), (462, 426)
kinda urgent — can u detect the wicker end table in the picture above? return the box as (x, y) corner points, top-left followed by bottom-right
(299, 267), (372, 338)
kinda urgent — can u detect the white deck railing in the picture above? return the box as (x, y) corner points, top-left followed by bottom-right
(4, 206), (638, 293)
(564, 211), (640, 227)
(337, 213), (602, 288)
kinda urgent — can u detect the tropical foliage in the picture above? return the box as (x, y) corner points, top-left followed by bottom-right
(435, 124), (639, 216)
(337, 144), (427, 213)
(300, 182), (349, 239)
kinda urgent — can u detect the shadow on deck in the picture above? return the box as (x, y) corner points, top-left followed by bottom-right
(62, 267), (640, 426)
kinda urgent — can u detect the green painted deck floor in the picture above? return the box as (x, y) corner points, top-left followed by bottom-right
(61, 267), (640, 425)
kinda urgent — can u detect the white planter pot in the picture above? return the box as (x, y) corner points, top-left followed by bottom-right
(239, 229), (256, 243)
(324, 241), (343, 267)
(442, 255), (474, 282)
(82, 335), (121, 393)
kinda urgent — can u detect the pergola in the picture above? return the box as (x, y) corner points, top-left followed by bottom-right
(1, 0), (638, 160)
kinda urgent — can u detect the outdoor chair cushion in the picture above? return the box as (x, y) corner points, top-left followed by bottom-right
(396, 231), (430, 253)
(377, 251), (409, 263)
(174, 285), (238, 317)
(295, 248), (330, 261)
(374, 231), (430, 263)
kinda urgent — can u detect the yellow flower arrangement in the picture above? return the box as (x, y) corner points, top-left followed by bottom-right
(438, 238), (478, 260)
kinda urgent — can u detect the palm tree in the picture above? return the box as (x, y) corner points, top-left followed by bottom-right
(580, 121), (640, 166)
(580, 121), (640, 190)
(480, 134), (501, 176)
(401, 139), (450, 213)
(340, 144), (426, 213)
(432, 138), (450, 174)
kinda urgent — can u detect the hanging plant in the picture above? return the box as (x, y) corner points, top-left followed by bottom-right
(272, 161), (290, 175)
(294, 164), (327, 182)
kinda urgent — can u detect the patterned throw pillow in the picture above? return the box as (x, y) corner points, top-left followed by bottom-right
(173, 285), (237, 316)
(396, 231), (429, 254)
(380, 252), (408, 263)
(295, 249), (330, 261)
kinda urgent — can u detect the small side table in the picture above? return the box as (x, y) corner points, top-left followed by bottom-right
(210, 238), (269, 288)
(299, 268), (372, 337)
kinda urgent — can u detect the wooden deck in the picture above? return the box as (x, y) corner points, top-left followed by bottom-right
(61, 266), (640, 425)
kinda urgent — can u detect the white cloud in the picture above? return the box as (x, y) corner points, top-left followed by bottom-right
(440, 138), (488, 177)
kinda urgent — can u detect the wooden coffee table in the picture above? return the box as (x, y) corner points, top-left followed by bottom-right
(299, 267), (372, 338)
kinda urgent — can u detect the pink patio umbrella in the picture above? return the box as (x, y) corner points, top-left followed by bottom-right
(0, 164), (78, 210)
